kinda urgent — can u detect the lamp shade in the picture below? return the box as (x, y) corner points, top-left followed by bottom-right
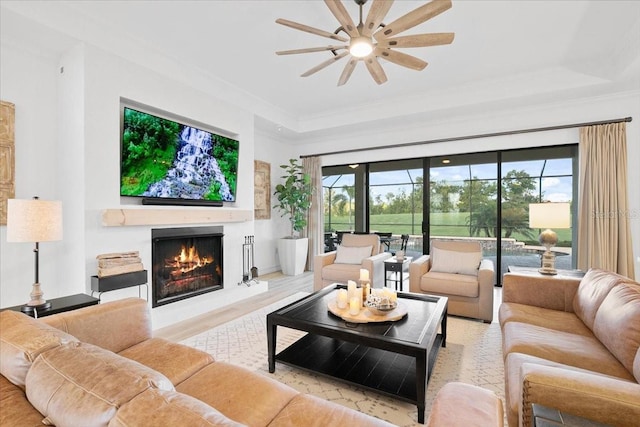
(7, 199), (63, 242)
(529, 202), (571, 229)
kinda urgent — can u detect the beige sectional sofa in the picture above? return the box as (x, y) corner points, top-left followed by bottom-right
(499, 268), (640, 427)
(0, 298), (393, 427)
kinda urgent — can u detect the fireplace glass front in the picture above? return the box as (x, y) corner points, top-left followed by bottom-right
(151, 227), (223, 307)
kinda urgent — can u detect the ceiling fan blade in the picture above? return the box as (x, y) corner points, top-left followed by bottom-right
(364, 56), (388, 85)
(276, 18), (349, 42)
(324, 0), (359, 38)
(277, 46), (346, 55)
(375, 47), (427, 71)
(374, 0), (452, 40)
(338, 58), (358, 86)
(301, 51), (350, 77)
(377, 32), (455, 48)
(362, 0), (394, 38)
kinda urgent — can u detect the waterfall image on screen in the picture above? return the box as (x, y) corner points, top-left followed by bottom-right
(120, 107), (239, 202)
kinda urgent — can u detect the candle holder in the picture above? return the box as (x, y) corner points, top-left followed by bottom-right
(359, 279), (370, 306)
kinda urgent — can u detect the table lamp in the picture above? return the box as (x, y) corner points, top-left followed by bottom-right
(529, 202), (570, 275)
(7, 197), (63, 313)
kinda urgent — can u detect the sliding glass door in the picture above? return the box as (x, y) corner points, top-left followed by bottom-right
(499, 146), (577, 277)
(427, 153), (498, 272)
(321, 145), (578, 284)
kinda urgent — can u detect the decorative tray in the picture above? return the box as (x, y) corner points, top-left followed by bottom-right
(327, 299), (408, 324)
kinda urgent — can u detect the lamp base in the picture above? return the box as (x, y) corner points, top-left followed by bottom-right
(538, 250), (557, 275)
(21, 301), (51, 314)
(22, 282), (51, 312)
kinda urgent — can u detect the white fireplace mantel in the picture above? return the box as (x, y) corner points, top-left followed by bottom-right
(101, 208), (252, 227)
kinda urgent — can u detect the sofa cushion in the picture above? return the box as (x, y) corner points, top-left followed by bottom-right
(431, 246), (481, 276)
(0, 310), (78, 388)
(321, 262), (362, 283)
(269, 393), (394, 427)
(426, 382), (504, 427)
(43, 297), (152, 354)
(176, 361), (298, 426)
(341, 233), (381, 255)
(118, 337), (214, 386)
(498, 302), (593, 336)
(502, 322), (635, 381)
(109, 388), (244, 427)
(0, 374), (45, 426)
(25, 341), (173, 427)
(334, 244), (372, 264)
(592, 282), (640, 376)
(420, 271), (479, 298)
(573, 268), (628, 331)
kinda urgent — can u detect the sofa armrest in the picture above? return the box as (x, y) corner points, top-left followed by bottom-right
(519, 362), (640, 427)
(502, 273), (581, 312)
(362, 252), (392, 288)
(42, 298), (152, 353)
(409, 255), (430, 293)
(477, 259), (496, 322)
(313, 251), (338, 290)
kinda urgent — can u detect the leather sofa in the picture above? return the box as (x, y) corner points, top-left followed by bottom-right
(314, 233), (391, 291)
(409, 239), (495, 323)
(0, 298), (393, 427)
(499, 268), (640, 427)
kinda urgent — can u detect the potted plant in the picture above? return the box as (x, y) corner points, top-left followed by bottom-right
(273, 158), (313, 275)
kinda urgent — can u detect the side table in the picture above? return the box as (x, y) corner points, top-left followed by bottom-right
(507, 265), (586, 280)
(2, 294), (99, 318)
(384, 256), (412, 291)
(532, 404), (609, 427)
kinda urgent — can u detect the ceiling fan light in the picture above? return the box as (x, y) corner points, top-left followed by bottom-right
(349, 37), (373, 58)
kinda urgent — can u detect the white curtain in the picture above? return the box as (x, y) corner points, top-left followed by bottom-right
(303, 156), (323, 271)
(578, 122), (635, 279)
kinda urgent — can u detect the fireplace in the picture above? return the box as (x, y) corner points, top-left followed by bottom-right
(151, 226), (223, 307)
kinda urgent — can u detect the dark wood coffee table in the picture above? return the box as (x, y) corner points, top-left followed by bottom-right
(267, 284), (448, 423)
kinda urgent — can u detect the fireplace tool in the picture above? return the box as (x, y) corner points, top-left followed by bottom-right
(239, 235), (258, 286)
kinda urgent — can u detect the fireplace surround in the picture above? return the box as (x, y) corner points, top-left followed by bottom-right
(151, 226), (223, 307)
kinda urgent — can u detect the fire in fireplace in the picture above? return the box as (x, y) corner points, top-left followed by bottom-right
(151, 226), (223, 307)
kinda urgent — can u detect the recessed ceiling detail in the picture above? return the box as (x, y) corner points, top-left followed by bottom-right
(276, 0), (455, 86)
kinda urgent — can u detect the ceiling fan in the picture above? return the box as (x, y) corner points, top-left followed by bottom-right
(276, 0), (455, 86)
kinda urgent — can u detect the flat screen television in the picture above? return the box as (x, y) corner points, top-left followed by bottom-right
(120, 106), (239, 205)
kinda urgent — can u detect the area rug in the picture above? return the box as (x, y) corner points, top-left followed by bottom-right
(181, 293), (505, 427)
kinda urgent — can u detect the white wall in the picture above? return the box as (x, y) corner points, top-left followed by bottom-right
(0, 39), (69, 300)
(253, 129), (295, 275)
(0, 40), (277, 329)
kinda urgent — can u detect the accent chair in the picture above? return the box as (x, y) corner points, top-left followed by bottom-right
(409, 239), (495, 323)
(314, 233), (392, 291)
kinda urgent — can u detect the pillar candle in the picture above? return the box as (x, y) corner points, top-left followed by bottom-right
(349, 297), (360, 315)
(359, 269), (370, 281)
(336, 289), (348, 309)
(347, 280), (357, 300)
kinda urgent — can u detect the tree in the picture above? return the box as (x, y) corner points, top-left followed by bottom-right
(459, 170), (539, 239)
(273, 159), (313, 237)
(430, 179), (460, 213)
(501, 170), (538, 239)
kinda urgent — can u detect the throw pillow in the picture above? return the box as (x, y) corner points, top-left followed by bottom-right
(334, 245), (373, 264)
(430, 247), (481, 275)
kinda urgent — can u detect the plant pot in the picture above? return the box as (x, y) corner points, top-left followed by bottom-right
(277, 237), (308, 276)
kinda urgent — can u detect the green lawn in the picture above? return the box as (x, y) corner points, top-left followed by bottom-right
(327, 212), (572, 247)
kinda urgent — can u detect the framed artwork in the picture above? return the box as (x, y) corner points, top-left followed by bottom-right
(0, 101), (15, 225)
(254, 160), (271, 220)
